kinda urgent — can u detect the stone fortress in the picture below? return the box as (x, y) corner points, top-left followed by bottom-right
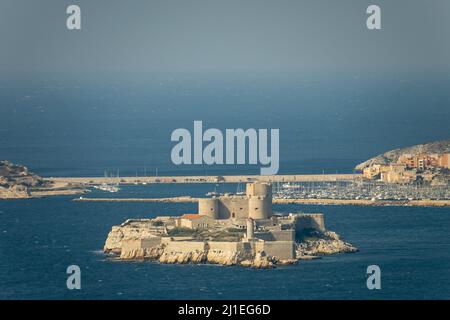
(198, 182), (274, 220)
(104, 182), (356, 268)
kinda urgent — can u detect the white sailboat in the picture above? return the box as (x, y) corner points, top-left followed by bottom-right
(93, 170), (120, 193)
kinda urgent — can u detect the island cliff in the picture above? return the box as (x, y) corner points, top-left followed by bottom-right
(104, 183), (357, 268)
(104, 221), (357, 268)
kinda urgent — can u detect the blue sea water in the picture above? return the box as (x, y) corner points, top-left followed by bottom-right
(1, 74), (450, 177)
(1, 75), (450, 299)
(0, 183), (449, 300)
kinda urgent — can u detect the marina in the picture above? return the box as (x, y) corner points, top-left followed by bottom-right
(272, 181), (450, 201)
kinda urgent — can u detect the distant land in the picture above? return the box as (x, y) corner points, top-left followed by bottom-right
(2, 139), (449, 201)
(355, 139), (450, 170)
(0, 160), (87, 199)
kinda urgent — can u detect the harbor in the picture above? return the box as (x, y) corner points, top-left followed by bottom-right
(72, 179), (450, 207)
(272, 180), (450, 201)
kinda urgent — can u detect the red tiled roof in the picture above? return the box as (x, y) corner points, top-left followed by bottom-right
(181, 214), (202, 220)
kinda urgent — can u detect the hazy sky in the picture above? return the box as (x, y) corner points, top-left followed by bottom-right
(1, 1), (450, 175)
(1, 0), (450, 77)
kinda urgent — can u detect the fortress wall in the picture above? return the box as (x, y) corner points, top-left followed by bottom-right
(295, 214), (326, 233)
(269, 230), (295, 241)
(241, 241), (252, 253)
(254, 232), (274, 241)
(262, 241), (296, 260)
(165, 241), (206, 253)
(141, 237), (162, 249)
(252, 241), (265, 253)
(121, 237), (162, 252)
(255, 219), (278, 228)
(179, 216), (213, 229)
(218, 196), (248, 219)
(254, 230), (295, 242)
(207, 241), (243, 252)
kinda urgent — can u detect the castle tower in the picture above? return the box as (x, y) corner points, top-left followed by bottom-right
(246, 182), (272, 198)
(247, 182), (273, 220)
(198, 198), (219, 219)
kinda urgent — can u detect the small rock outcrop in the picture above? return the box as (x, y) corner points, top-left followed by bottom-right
(296, 231), (358, 256)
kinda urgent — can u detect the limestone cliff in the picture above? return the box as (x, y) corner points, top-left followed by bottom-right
(104, 222), (356, 269)
(117, 243), (276, 269)
(296, 231), (358, 256)
(355, 139), (450, 171)
(105, 231), (276, 268)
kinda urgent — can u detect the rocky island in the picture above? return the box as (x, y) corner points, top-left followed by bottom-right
(0, 160), (87, 199)
(104, 182), (357, 268)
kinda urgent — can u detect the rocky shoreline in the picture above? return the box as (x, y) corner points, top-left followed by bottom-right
(103, 219), (358, 269)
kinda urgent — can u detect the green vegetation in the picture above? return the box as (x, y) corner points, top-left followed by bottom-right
(211, 230), (243, 242)
(167, 227), (198, 237)
(226, 228), (245, 234)
(167, 227), (244, 242)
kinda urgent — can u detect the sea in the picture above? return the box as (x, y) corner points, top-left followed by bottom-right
(0, 74), (450, 299)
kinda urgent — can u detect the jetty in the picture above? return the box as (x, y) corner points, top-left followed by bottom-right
(73, 196), (450, 207)
(48, 173), (360, 185)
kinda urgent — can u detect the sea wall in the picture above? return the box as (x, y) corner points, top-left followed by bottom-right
(254, 230), (295, 242)
(295, 214), (325, 233)
(262, 241), (296, 260)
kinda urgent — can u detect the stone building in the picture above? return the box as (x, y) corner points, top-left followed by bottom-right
(170, 182), (327, 260)
(198, 182), (273, 220)
(397, 153), (450, 170)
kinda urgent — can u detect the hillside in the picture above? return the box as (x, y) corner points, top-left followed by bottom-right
(0, 160), (86, 199)
(355, 139), (450, 171)
(0, 161), (48, 198)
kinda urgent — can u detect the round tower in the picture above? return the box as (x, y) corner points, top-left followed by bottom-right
(198, 198), (219, 219)
(248, 196), (272, 220)
(247, 182), (273, 220)
(246, 182), (272, 197)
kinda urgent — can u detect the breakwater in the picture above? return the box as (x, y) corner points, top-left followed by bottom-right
(49, 173), (360, 185)
(73, 196), (450, 207)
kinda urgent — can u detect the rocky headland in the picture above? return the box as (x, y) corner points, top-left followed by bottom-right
(0, 160), (87, 199)
(296, 231), (357, 257)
